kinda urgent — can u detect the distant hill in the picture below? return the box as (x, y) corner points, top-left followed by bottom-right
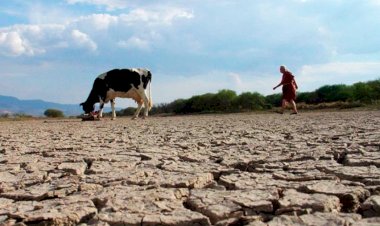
(0, 95), (83, 116)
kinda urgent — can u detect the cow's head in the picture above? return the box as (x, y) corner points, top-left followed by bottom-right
(80, 101), (95, 114)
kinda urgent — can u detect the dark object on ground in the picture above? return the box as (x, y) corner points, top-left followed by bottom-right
(81, 112), (100, 121)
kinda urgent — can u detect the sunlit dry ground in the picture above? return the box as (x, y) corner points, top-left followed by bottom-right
(0, 111), (380, 225)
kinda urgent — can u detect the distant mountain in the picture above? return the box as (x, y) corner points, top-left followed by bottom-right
(0, 95), (83, 116)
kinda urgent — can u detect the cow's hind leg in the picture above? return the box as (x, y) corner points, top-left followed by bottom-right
(111, 99), (116, 120)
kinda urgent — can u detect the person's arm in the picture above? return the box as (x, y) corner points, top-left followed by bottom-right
(273, 83), (281, 90)
(274, 73), (287, 90)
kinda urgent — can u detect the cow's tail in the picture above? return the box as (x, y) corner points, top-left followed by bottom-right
(148, 74), (153, 110)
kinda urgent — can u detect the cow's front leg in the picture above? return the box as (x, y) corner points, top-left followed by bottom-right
(98, 103), (104, 118)
(111, 99), (116, 120)
(137, 88), (150, 118)
(132, 103), (143, 120)
(143, 96), (150, 118)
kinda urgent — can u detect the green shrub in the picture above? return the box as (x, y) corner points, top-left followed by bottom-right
(44, 109), (64, 118)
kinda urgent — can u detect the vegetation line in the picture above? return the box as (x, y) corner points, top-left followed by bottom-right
(120, 79), (380, 116)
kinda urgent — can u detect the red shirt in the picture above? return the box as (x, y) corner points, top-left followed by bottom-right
(280, 71), (294, 85)
(280, 71), (297, 101)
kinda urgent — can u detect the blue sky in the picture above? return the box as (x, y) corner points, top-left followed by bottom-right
(1, 0), (380, 106)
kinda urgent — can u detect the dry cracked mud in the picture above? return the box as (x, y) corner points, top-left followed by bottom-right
(0, 111), (379, 226)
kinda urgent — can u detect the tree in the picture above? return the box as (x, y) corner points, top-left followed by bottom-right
(44, 109), (64, 118)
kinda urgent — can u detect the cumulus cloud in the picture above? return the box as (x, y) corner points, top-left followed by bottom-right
(0, 24), (98, 56)
(0, 31), (33, 56)
(0, 24), (58, 56)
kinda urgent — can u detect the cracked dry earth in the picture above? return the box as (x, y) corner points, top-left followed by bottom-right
(1, 111), (380, 226)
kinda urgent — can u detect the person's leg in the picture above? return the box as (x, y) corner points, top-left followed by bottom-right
(281, 99), (287, 113)
(290, 100), (298, 114)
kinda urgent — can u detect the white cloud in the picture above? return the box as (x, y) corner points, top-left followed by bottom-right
(0, 24), (98, 56)
(0, 31), (33, 56)
(71, 29), (97, 51)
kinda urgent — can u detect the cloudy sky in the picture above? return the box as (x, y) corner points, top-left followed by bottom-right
(1, 0), (380, 106)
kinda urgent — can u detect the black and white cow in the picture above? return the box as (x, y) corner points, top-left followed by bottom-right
(80, 68), (152, 120)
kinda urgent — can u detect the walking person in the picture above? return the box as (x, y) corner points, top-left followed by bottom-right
(273, 65), (298, 114)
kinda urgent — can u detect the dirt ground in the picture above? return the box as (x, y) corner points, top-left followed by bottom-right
(1, 110), (380, 225)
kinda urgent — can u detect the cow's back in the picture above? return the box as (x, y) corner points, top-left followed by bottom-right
(100, 69), (141, 92)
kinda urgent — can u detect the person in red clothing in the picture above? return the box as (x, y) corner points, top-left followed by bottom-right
(273, 65), (298, 114)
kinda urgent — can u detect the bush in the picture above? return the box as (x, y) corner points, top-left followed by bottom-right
(316, 84), (353, 103)
(234, 92), (267, 110)
(265, 93), (282, 108)
(297, 91), (318, 104)
(116, 107), (137, 116)
(0, 113), (10, 118)
(212, 89), (237, 112)
(44, 109), (64, 118)
(188, 93), (215, 113)
(367, 79), (380, 100)
(352, 82), (375, 103)
(171, 99), (188, 114)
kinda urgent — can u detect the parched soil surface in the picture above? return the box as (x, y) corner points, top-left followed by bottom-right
(1, 111), (380, 226)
